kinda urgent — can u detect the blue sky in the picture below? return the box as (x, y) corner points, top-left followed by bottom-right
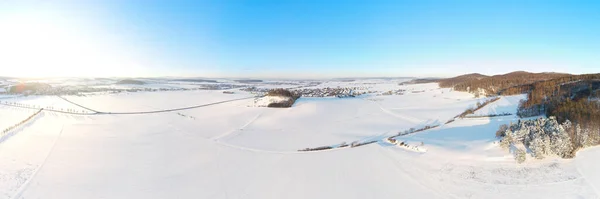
(1, 0), (599, 78)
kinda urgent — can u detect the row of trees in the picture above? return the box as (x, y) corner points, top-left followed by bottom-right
(297, 140), (379, 152)
(463, 112), (511, 118)
(0, 101), (89, 114)
(1, 109), (43, 137)
(298, 122), (446, 152)
(0, 101), (41, 108)
(460, 97), (500, 117)
(392, 125), (440, 137)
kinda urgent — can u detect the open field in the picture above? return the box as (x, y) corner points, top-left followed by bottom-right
(1, 79), (599, 199)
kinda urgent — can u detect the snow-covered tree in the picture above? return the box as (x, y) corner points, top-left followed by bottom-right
(515, 148), (526, 163)
(496, 117), (579, 161)
(529, 137), (546, 159)
(500, 129), (513, 149)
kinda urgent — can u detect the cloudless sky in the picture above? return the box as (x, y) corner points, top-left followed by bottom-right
(0, 0), (599, 78)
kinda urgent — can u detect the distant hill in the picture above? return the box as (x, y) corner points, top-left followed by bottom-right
(437, 73), (488, 86)
(8, 82), (52, 94)
(438, 71), (568, 95)
(235, 79), (263, 83)
(94, 78), (115, 81)
(440, 71), (600, 152)
(400, 78), (443, 85)
(173, 79), (218, 83)
(116, 79), (146, 85)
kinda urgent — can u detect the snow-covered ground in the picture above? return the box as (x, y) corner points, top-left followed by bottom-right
(1, 80), (599, 199)
(61, 90), (253, 112)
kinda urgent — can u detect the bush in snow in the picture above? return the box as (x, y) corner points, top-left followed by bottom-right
(339, 142), (348, 148)
(351, 140), (378, 148)
(496, 124), (508, 138)
(514, 148), (527, 163)
(499, 129), (513, 149)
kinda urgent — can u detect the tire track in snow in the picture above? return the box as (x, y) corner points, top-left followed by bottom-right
(10, 125), (64, 199)
(575, 149), (600, 198)
(377, 146), (459, 199)
(211, 112), (263, 141)
(364, 98), (422, 124)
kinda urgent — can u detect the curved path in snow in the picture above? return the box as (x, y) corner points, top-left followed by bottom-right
(98, 97), (254, 115)
(0, 96), (253, 115)
(10, 125), (64, 199)
(363, 98), (423, 124)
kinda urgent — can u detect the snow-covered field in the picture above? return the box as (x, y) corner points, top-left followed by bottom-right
(0, 106), (38, 134)
(61, 90), (253, 112)
(1, 96), (89, 113)
(1, 79), (599, 199)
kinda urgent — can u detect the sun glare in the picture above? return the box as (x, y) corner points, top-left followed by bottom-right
(0, 12), (143, 77)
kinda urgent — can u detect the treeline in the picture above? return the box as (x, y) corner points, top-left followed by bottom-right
(516, 76), (600, 143)
(438, 71), (568, 96)
(519, 74), (600, 107)
(266, 89), (300, 98)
